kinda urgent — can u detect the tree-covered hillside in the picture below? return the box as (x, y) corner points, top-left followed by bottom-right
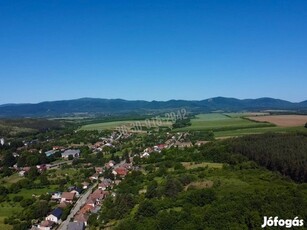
(90, 133), (307, 229)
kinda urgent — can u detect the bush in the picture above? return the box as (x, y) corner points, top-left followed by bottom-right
(13, 196), (24, 202)
(136, 200), (157, 218)
(186, 189), (216, 207)
(20, 198), (35, 208)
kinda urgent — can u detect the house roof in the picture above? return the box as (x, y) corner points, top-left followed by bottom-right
(68, 222), (85, 230)
(90, 189), (108, 200)
(68, 186), (82, 193)
(74, 213), (89, 223)
(71, 188), (82, 194)
(61, 192), (75, 200)
(50, 208), (63, 219)
(85, 197), (96, 206)
(99, 180), (111, 188)
(40, 220), (54, 227)
(80, 204), (94, 214)
(95, 167), (103, 172)
(62, 149), (80, 157)
(115, 167), (128, 176)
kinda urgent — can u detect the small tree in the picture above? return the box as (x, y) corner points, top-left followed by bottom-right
(305, 122), (307, 128)
(26, 167), (39, 180)
(68, 154), (74, 161)
(136, 200), (157, 218)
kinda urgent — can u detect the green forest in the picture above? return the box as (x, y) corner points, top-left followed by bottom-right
(88, 133), (307, 229)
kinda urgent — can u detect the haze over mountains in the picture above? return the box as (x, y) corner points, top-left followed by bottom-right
(0, 97), (307, 118)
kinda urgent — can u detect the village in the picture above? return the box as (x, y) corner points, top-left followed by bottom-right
(0, 128), (207, 230)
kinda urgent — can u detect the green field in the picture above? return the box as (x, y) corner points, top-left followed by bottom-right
(80, 113), (306, 137)
(214, 126), (307, 137)
(0, 202), (22, 230)
(175, 113), (307, 137)
(1, 174), (23, 186)
(182, 162), (223, 169)
(80, 119), (172, 131)
(174, 113), (274, 132)
(0, 204), (18, 230)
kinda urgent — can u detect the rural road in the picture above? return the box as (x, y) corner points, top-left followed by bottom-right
(58, 183), (97, 230)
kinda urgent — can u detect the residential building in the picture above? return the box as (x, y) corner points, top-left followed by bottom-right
(45, 208), (63, 224)
(113, 167), (128, 177)
(61, 149), (80, 159)
(68, 222), (85, 230)
(61, 192), (75, 203)
(38, 220), (54, 230)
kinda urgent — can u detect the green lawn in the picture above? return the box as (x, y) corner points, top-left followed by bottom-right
(1, 174), (23, 187)
(8, 186), (58, 199)
(0, 217), (12, 230)
(182, 162), (223, 169)
(0, 203), (21, 230)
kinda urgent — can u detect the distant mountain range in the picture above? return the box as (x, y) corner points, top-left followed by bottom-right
(0, 97), (306, 118)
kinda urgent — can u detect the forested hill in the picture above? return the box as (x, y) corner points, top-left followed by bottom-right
(0, 97), (307, 118)
(227, 133), (307, 182)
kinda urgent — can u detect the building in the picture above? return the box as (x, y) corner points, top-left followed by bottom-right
(46, 208), (63, 224)
(98, 179), (112, 190)
(113, 167), (128, 177)
(68, 222), (85, 230)
(45, 150), (57, 157)
(81, 182), (90, 190)
(89, 189), (108, 205)
(61, 149), (80, 159)
(195, 141), (209, 146)
(74, 213), (89, 226)
(38, 220), (54, 230)
(70, 187), (82, 197)
(61, 192), (75, 203)
(51, 192), (62, 201)
(174, 141), (193, 149)
(95, 167), (104, 174)
(89, 173), (99, 181)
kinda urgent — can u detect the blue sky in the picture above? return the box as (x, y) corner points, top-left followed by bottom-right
(0, 0), (307, 104)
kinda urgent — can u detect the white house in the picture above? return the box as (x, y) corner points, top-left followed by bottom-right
(45, 208), (63, 224)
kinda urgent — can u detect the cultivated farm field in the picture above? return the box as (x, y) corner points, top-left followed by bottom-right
(248, 115), (307, 127)
(80, 113), (307, 138)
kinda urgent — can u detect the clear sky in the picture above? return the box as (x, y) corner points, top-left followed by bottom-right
(0, 0), (307, 104)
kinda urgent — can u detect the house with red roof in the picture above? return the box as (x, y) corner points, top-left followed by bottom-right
(112, 167), (128, 178)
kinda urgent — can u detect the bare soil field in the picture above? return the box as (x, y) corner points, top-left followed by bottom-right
(248, 115), (307, 127)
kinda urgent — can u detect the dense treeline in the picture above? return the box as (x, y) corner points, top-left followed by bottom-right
(172, 118), (191, 129)
(226, 133), (307, 182)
